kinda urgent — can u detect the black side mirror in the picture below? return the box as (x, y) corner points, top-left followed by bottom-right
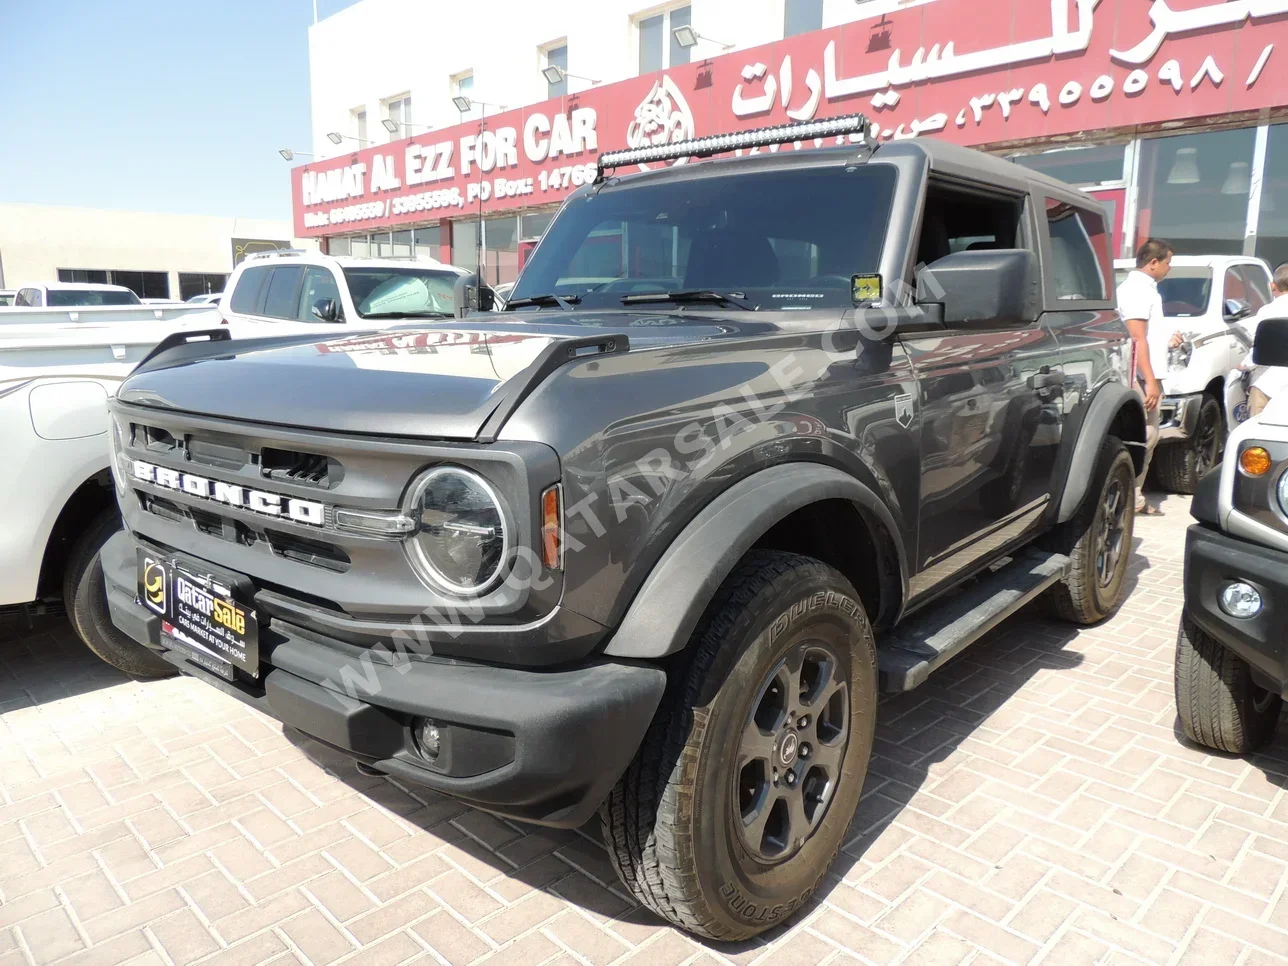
(1225, 298), (1253, 322)
(916, 249), (1041, 327)
(452, 273), (497, 318)
(1253, 317), (1288, 366)
(311, 297), (339, 323)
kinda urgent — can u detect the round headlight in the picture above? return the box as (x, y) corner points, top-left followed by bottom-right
(1278, 471), (1288, 517)
(406, 467), (508, 596)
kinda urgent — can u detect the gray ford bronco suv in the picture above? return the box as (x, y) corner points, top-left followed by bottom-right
(99, 116), (1147, 939)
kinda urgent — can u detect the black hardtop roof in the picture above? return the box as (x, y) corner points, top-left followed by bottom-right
(593, 136), (1090, 204)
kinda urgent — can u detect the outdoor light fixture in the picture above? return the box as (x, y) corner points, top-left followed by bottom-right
(541, 65), (600, 86)
(452, 95), (473, 113)
(326, 132), (371, 146)
(672, 24), (732, 50)
(278, 149), (315, 161)
(382, 117), (400, 134)
(596, 113), (873, 179)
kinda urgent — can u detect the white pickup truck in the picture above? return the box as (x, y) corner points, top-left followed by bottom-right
(1, 252), (471, 672)
(1115, 255), (1275, 493)
(0, 318), (231, 674)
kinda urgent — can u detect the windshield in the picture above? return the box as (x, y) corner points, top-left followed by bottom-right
(47, 289), (141, 306)
(1158, 268), (1213, 317)
(509, 165), (896, 312)
(343, 267), (460, 318)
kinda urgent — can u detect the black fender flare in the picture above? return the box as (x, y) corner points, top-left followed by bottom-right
(1057, 382), (1146, 523)
(602, 462), (907, 660)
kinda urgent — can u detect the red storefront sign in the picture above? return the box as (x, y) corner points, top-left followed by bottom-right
(292, 0), (1288, 237)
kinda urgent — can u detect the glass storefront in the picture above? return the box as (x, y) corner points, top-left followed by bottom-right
(1258, 123), (1288, 273)
(1010, 144), (1127, 187)
(1135, 127), (1258, 256)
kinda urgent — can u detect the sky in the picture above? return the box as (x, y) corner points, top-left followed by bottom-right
(0, 0), (359, 223)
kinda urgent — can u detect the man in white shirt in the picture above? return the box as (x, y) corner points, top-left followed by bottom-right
(1117, 239), (1177, 516)
(1249, 263), (1288, 416)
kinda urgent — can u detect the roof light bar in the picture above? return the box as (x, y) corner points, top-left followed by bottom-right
(596, 114), (873, 179)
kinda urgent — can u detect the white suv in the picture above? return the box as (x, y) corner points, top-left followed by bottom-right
(220, 249), (469, 332)
(1114, 255), (1275, 493)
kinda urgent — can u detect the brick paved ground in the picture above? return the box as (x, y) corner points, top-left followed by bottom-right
(3, 492), (1288, 965)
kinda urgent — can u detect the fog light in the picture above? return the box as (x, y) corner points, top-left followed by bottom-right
(414, 718), (441, 759)
(1219, 582), (1262, 619)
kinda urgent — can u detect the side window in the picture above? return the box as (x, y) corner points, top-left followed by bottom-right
(262, 266), (304, 320)
(229, 266), (271, 316)
(1238, 265), (1272, 310)
(296, 268), (344, 322)
(916, 184), (1023, 267)
(30, 289), (43, 307)
(1223, 267), (1249, 310)
(1044, 199), (1110, 301)
(14, 289), (29, 307)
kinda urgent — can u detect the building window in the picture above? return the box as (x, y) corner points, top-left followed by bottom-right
(452, 219), (480, 270)
(1009, 144), (1127, 187)
(353, 108), (367, 144)
(638, 4), (691, 74)
(178, 272), (228, 300)
(415, 225), (441, 260)
(784, 0), (823, 37)
(543, 42), (568, 98)
(484, 213), (521, 285)
(1257, 123), (1288, 273)
(452, 71), (478, 120)
(57, 268), (169, 299)
(1136, 128), (1258, 256)
(57, 269), (109, 284)
(384, 95), (411, 139)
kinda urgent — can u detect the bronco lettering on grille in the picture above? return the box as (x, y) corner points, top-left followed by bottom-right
(132, 459), (325, 526)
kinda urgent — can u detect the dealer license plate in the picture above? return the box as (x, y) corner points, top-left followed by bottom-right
(138, 550), (259, 681)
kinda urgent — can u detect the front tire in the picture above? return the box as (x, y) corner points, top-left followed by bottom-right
(64, 510), (175, 678)
(1175, 611), (1281, 753)
(1152, 395), (1223, 495)
(1046, 439), (1135, 625)
(601, 551), (877, 941)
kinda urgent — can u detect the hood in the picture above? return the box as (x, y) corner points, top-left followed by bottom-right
(116, 313), (779, 439)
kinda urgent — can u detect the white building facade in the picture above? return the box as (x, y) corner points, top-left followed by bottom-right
(0, 204), (312, 300)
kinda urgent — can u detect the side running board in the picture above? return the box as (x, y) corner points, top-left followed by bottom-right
(878, 550), (1070, 693)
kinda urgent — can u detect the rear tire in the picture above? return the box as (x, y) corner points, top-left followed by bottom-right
(1046, 438), (1135, 625)
(1175, 611), (1281, 753)
(600, 551), (877, 941)
(1152, 396), (1223, 495)
(64, 510), (175, 678)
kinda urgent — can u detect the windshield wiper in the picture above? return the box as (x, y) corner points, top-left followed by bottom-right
(361, 311), (453, 319)
(620, 290), (757, 311)
(505, 293), (581, 311)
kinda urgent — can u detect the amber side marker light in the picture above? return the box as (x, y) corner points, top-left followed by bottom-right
(1240, 446), (1272, 477)
(540, 485), (562, 570)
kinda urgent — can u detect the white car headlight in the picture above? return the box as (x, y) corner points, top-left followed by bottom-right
(1277, 470), (1288, 518)
(405, 467), (508, 596)
(1168, 340), (1193, 372)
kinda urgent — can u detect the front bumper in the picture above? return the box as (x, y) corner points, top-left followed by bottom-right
(1159, 393), (1202, 442)
(102, 531), (666, 828)
(1184, 524), (1288, 698)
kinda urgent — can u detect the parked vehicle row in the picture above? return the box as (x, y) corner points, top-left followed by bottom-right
(10, 120), (1282, 943)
